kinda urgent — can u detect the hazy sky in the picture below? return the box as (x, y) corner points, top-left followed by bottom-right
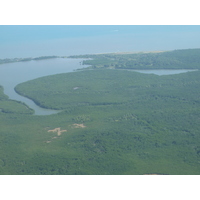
(1, 25), (200, 58)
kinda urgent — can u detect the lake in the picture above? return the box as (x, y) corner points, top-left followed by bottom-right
(132, 69), (198, 75)
(0, 58), (197, 115)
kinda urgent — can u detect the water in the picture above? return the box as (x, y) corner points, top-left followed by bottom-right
(0, 58), (197, 116)
(1, 26), (200, 115)
(0, 58), (88, 115)
(132, 69), (198, 76)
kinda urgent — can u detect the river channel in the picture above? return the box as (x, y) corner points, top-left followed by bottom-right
(0, 58), (197, 115)
(0, 58), (88, 115)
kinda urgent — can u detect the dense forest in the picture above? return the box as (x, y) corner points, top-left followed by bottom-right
(0, 86), (33, 114)
(0, 48), (200, 174)
(69, 48), (200, 70)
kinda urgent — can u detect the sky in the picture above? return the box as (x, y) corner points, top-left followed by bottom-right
(1, 25), (200, 44)
(0, 25), (200, 58)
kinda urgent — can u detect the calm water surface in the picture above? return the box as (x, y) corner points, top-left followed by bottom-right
(132, 69), (198, 75)
(0, 58), (88, 115)
(1, 26), (200, 115)
(0, 59), (197, 115)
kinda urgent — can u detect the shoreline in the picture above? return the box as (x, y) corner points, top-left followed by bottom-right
(0, 56), (60, 65)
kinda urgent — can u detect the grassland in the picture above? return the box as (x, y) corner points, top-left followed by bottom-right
(0, 49), (200, 174)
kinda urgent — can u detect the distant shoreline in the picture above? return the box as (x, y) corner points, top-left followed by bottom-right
(0, 50), (169, 65)
(0, 55), (61, 65)
(1, 48), (199, 66)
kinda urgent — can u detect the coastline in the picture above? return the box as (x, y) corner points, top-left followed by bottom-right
(0, 55), (60, 65)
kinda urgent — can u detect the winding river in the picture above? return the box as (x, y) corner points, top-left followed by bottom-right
(0, 58), (197, 115)
(0, 58), (88, 115)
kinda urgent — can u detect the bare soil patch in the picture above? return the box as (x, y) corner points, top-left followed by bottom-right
(143, 174), (164, 175)
(48, 127), (67, 136)
(109, 51), (165, 55)
(72, 123), (86, 128)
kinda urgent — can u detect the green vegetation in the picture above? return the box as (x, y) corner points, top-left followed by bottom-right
(12, 69), (200, 174)
(0, 56), (59, 64)
(0, 86), (33, 114)
(1, 48), (200, 174)
(69, 48), (200, 70)
(32, 56), (58, 60)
